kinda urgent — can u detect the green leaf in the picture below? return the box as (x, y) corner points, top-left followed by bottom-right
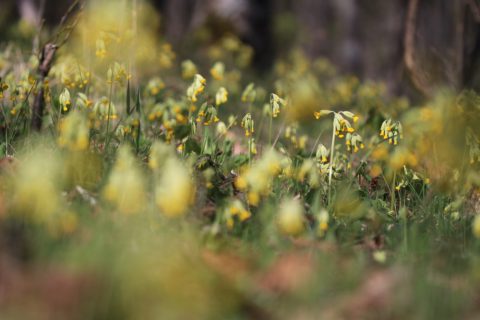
(126, 78), (131, 115)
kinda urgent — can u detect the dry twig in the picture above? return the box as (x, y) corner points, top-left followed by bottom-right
(31, 0), (84, 131)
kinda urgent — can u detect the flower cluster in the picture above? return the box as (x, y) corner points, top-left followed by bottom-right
(380, 118), (403, 145)
(241, 113), (255, 137)
(235, 148), (283, 206)
(187, 74), (206, 103)
(224, 199), (251, 230)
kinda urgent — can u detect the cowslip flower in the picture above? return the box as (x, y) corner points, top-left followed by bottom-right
(0, 79), (8, 99)
(94, 97), (118, 120)
(215, 87), (228, 106)
(107, 62), (130, 86)
(58, 111), (89, 151)
(210, 62), (225, 81)
(216, 121), (228, 136)
(225, 199), (251, 230)
(181, 60), (198, 79)
(187, 74), (206, 102)
(95, 39), (107, 58)
(149, 141), (174, 170)
(12, 147), (62, 222)
(155, 157), (195, 218)
(270, 93), (286, 118)
(333, 112), (355, 138)
(102, 146), (146, 215)
(158, 43), (176, 69)
(75, 93), (93, 109)
(345, 132), (365, 153)
(297, 159), (319, 187)
(146, 77), (165, 96)
(59, 88), (71, 112)
(236, 148), (283, 206)
(241, 83), (256, 103)
(380, 119), (403, 145)
(196, 103), (219, 126)
(316, 144), (329, 164)
(390, 147), (418, 170)
(241, 113), (254, 137)
(473, 215), (480, 238)
(316, 208), (329, 236)
(277, 198), (305, 236)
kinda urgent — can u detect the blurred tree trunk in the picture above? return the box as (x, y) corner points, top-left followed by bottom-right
(291, 0), (480, 95)
(153, 0), (480, 93)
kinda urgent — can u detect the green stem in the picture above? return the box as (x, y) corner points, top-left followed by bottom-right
(105, 78), (114, 151)
(248, 137), (253, 165)
(4, 130), (7, 156)
(403, 211), (408, 252)
(135, 122), (141, 154)
(202, 125), (210, 155)
(391, 170), (397, 214)
(268, 116), (273, 145)
(328, 121), (336, 206)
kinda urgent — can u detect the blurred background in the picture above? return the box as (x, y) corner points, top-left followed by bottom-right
(0, 2), (480, 319)
(1, 0), (480, 99)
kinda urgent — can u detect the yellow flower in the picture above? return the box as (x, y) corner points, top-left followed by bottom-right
(149, 141), (174, 170)
(187, 74), (206, 102)
(241, 83), (256, 103)
(225, 199), (251, 229)
(196, 103), (219, 126)
(380, 119), (403, 144)
(181, 60), (198, 79)
(247, 191), (260, 206)
(277, 198), (304, 236)
(158, 43), (176, 69)
(76, 93), (93, 109)
(107, 62), (130, 86)
(102, 146), (146, 215)
(12, 147), (62, 222)
(59, 88), (71, 112)
(241, 113), (254, 137)
(370, 164), (382, 177)
(249, 138), (257, 155)
(371, 145), (388, 161)
(316, 144), (329, 164)
(95, 39), (107, 58)
(270, 93), (286, 118)
(58, 111), (89, 151)
(216, 121), (228, 136)
(215, 87), (228, 106)
(93, 97), (118, 120)
(298, 135), (308, 150)
(210, 62), (225, 81)
(234, 175), (248, 191)
(147, 77), (165, 96)
(316, 208), (329, 236)
(390, 148), (417, 170)
(155, 158), (195, 218)
(314, 110), (333, 119)
(473, 215), (480, 238)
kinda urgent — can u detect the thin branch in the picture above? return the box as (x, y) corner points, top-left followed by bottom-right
(31, 43), (57, 131)
(53, 0), (82, 44)
(31, 1), (85, 131)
